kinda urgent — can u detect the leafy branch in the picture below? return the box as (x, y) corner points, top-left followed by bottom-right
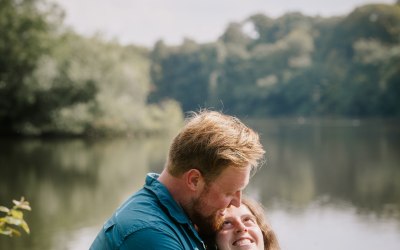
(0, 197), (31, 237)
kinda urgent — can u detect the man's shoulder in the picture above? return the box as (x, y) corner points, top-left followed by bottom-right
(114, 188), (175, 231)
(91, 186), (204, 250)
(104, 196), (186, 249)
(90, 216), (180, 250)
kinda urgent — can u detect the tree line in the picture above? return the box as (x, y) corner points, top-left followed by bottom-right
(149, 2), (400, 118)
(1, 0), (399, 136)
(0, 0), (182, 136)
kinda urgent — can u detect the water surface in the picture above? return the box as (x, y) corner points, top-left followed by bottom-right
(0, 118), (399, 250)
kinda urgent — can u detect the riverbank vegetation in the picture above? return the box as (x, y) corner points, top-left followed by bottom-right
(1, 0), (399, 137)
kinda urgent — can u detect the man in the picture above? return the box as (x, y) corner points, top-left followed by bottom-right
(90, 110), (265, 250)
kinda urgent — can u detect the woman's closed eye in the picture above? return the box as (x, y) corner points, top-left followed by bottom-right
(243, 216), (256, 226)
(221, 220), (233, 229)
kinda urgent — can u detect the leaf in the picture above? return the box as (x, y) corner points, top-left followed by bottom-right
(13, 197), (31, 211)
(5, 216), (22, 226)
(0, 198), (31, 237)
(12, 197), (25, 207)
(12, 200), (21, 207)
(10, 209), (23, 220)
(10, 228), (21, 237)
(19, 203), (31, 211)
(0, 228), (13, 236)
(21, 220), (30, 234)
(0, 206), (10, 213)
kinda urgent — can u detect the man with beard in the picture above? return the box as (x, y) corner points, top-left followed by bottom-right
(90, 110), (265, 250)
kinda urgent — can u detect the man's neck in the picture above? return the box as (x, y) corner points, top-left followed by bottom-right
(158, 169), (189, 206)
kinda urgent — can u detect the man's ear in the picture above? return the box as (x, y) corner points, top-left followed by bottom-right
(185, 169), (205, 192)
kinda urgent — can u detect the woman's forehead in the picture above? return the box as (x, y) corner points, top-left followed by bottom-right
(225, 204), (252, 217)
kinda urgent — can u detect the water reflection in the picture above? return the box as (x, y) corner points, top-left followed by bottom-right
(270, 202), (400, 250)
(1, 119), (400, 250)
(247, 119), (400, 218)
(245, 119), (400, 249)
(0, 136), (171, 250)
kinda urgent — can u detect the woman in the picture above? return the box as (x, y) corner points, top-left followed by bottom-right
(205, 197), (280, 250)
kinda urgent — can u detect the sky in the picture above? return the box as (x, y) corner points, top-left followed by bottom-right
(54, 0), (396, 47)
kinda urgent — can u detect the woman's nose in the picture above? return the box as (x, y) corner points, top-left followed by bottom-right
(235, 221), (248, 233)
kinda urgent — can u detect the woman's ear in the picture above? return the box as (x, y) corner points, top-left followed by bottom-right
(185, 169), (205, 192)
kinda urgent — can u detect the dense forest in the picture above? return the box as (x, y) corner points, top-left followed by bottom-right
(149, 2), (400, 118)
(1, 0), (399, 136)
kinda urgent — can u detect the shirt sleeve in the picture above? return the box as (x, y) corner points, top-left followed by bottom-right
(120, 227), (184, 250)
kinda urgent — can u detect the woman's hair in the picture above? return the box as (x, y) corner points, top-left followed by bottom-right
(241, 197), (280, 250)
(166, 110), (265, 183)
(204, 197), (280, 250)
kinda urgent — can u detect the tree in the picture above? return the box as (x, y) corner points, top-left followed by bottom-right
(323, 4), (400, 60)
(149, 39), (219, 112)
(220, 22), (251, 46)
(0, 0), (61, 133)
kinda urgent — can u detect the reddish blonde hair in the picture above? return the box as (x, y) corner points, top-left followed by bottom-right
(166, 110), (265, 182)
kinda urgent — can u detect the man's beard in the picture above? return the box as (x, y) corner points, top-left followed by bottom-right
(189, 192), (225, 246)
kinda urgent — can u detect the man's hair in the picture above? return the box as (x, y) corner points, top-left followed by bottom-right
(166, 110), (265, 183)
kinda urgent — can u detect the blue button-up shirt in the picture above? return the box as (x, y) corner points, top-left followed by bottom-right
(90, 173), (206, 250)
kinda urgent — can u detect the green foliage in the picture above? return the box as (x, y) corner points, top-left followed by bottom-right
(28, 32), (183, 136)
(220, 22), (251, 46)
(0, 0), (58, 131)
(2, 0), (399, 135)
(0, 197), (31, 237)
(247, 12), (317, 51)
(149, 2), (400, 118)
(33, 33), (146, 135)
(323, 4), (400, 60)
(0, 0), (183, 136)
(352, 39), (400, 116)
(149, 39), (219, 111)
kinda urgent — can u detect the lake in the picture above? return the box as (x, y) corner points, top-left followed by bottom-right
(1, 118), (399, 250)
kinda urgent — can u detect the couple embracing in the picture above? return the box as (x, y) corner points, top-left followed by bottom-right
(90, 110), (280, 250)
